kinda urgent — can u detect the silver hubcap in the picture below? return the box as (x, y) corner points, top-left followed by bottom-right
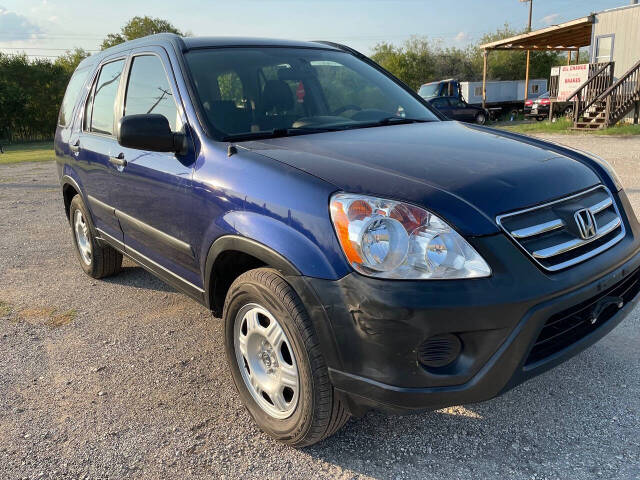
(234, 304), (299, 419)
(74, 209), (92, 265)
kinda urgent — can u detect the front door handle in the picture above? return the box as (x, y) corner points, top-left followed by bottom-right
(70, 140), (80, 153)
(109, 153), (127, 168)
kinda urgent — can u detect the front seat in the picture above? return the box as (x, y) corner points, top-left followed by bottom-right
(259, 80), (296, 130)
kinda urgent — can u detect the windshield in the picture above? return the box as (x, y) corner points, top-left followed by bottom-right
(418, 83), (440, 98)
(185, 47), (438, 140)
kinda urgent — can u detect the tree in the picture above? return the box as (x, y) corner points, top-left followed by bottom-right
(55, 48), (91, 75)
(101, 16), (185, 50)
(371, 37), (476, 89)
(370, 25), (567, 89)
(0, 53), (67, 142)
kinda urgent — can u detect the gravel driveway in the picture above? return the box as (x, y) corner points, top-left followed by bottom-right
(1, 134), (639, 479)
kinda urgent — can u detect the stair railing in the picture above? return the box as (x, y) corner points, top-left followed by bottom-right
(566, 62), (614, 124)
(603, 58), (640, 126)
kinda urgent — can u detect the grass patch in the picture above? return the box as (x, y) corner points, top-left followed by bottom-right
(17, 306), (77, 327)
(47, 309), (77, 327)
(0, 141), (55, 165)
(0, 300), (12, 317)
(497, 118), (640, 136)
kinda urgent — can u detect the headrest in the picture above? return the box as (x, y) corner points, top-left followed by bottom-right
(262, 80), (294, 112)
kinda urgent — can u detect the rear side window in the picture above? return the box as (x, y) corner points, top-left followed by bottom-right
(58, 68), (90, 127)
(124, 55), (179, 132)
(86, 59), (125, 136)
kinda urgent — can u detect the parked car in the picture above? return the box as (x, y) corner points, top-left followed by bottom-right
(56, 34), (640, 447)
(425, 96), (488, 124)
(525, 92), (574, 121)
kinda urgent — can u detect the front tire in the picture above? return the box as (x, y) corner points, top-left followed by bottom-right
(475, 111), (487, 125)
(69, 195), (122, 279)
(223, 268), (350, 447)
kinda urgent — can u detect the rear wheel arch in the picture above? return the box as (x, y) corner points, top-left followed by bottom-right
(61, 175), (83, 219)
(204, 235), (300, 316)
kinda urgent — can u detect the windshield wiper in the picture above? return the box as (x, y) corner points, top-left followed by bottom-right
(222, 126), (335, 142)
(372, 116), (431, 126)
(328, 116), (432, 132)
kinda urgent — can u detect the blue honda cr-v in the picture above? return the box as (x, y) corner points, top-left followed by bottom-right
(55, 34), (640, 446)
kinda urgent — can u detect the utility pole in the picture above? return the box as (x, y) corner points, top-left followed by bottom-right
(521, 0), (533, 101)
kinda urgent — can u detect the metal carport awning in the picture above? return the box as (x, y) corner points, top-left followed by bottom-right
(478, 15), (595, 106)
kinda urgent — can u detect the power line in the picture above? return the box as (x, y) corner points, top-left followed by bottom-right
(2, 54), (63, 58)
(0, 47), (100, 51)
(0, 33), (104, 39)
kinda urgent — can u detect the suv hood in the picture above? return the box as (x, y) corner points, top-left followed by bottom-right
(242, 121), (600, 235)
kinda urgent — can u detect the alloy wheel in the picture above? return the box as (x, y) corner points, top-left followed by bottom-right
(74, 209), (92, 265)
(233, 303), (300, 419)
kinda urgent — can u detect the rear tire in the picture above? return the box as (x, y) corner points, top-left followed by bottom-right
(69, 195), (122, 279)
(223, 268), (350, 447)
(536, 116), (546, 122)
(475, 112), (487, 125)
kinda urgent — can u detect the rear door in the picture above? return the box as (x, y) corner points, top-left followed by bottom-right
(109, 47), (199, 286)
(76, 57), (127, 242)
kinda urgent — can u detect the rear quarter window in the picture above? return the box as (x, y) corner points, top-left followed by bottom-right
(58, 67), (90, 127)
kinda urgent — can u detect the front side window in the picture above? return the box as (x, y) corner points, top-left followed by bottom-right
(87, 59), (125, 135)
(59, 67), (90, 127)
(124, 55), (179, 131)
(431, 98), (449, 109)
(186, 47), (438, 140)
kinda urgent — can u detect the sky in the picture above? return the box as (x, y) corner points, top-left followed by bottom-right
(0, 0), (630, 59)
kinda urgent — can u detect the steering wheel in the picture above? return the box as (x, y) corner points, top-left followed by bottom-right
(332, 104), (362, 116)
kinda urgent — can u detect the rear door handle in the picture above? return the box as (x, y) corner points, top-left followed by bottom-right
(70, 140), (80, 153)
(109, 153), (127, 168)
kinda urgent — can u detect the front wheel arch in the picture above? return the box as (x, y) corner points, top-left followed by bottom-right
(204, 235), (300, 315)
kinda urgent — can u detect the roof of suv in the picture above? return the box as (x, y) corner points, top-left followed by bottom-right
(76, 33), (341, 70)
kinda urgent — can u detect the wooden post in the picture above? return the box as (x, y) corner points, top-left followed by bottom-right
(567, 51), (571, 65)
(482, 50), (488, 109)
(524, 50), (531, 101)
(523, 0), (533, 102)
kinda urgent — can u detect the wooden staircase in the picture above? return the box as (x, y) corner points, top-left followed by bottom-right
(573, 58), (640, 130)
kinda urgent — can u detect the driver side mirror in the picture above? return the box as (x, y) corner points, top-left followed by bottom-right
(117, 114), (186, 154)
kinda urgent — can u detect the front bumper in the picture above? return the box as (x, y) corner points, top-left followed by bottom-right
(295, 190), (640, 413)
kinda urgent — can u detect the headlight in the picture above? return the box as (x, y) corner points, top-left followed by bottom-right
(329, 193), (491, 279)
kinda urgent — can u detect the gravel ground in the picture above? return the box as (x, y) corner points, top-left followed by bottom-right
(0, 134), (639, 480)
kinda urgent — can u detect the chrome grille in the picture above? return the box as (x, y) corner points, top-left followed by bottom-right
(497, 186), (625, 271)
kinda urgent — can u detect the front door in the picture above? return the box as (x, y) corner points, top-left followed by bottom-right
(449, 98), (476, 122)
(109, 48), (200, 287)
